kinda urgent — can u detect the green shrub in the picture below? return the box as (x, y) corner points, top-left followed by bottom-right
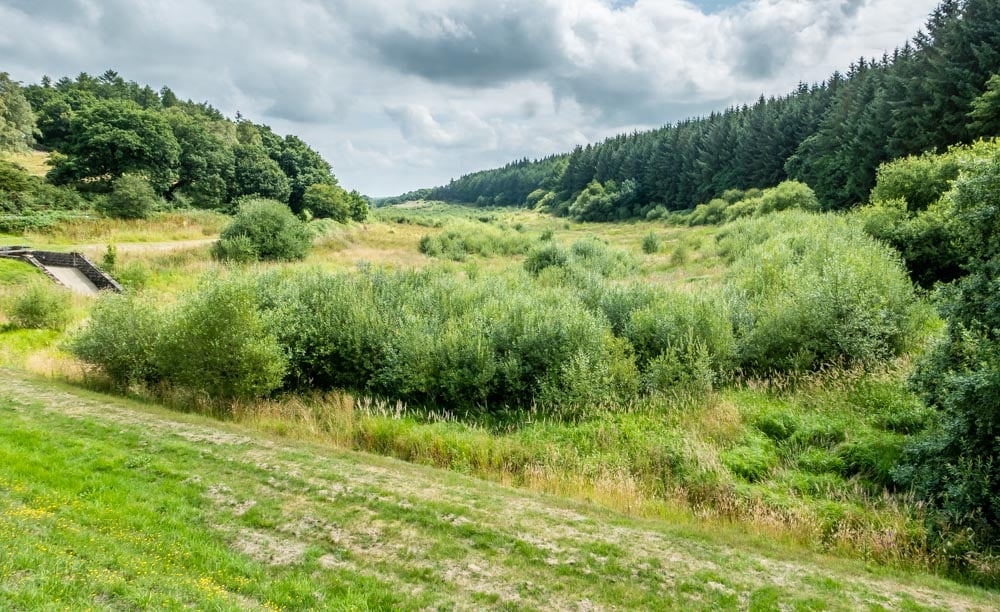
(645, 205), (668, 220)
(756, 181), (820, 214)
(896, 145), (1000, 556)
(641, 231), (660, 254)
(257, 269), (396, 392)
(568, 237), (636, 277)
(724, 212), (923, 373)
(576, 282), (657, 336)
(525, 188), (548, 208)
(97, 174), (159, 220)
(69, 293), (161, 387)
(721, 198), (759, 222)
(113, 261), (150, 291)
(524, 243), (568, 275)
(859, 140), (1000, 288)
(417, 234), (439, 257)
(214, 198), (311, 261)
(575, 282), (734, 394)
(4, 281), (72, 330)
(569, 236), (605, 260)
(101, 244), (117, 270)
(686, 182), (818, 226)
(568, 180), (618, 221)
(212, 234), (259, 264)
(688, 198), (728, 226)
(0, 160), (30, 192)
(538, 334), (640, 411)
(669, 244), (688, 266)
(870, 151), (960, 212)
(856, 198), (964, 288)
(156, 275), (286, 400)
(418, 222), (534, 261)
(640, 343), (715, 395)
(302, 182), (350, 222)
(257, 267), (637, 414)
(73, 276), (286, 400)
(624, 289), (735, 378)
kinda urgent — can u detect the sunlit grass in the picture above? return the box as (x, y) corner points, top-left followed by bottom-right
(0, 150), (51, 177)
(3, 373), (995, 609)
(0, 390), (409, 609)
(22, 210), (228, 247)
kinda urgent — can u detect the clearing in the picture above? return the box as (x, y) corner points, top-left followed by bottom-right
(0, 370), (996, 610)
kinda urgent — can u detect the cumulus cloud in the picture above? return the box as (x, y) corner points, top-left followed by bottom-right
(0, 0), (940, 195)
(385, 104), (497, 149)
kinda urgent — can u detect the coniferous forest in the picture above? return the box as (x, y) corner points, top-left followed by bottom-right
(414, 0), (1000, 218)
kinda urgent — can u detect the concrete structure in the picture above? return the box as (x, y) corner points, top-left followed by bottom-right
(0, 246), (123, 295)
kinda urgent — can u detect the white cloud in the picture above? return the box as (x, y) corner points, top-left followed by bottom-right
(385, 104), (498, 149)
(0, 0), (941, 195)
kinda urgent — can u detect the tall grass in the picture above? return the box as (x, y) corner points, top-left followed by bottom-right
(418, 221), (535, 260)
(222, 365), (939, 573)
(25, 210), (228, 244)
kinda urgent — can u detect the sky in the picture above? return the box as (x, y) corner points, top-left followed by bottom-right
(0, 0), (941, 197)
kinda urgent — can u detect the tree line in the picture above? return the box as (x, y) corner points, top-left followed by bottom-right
(1, 69), (366, 224)
(422, 0), (1000, 218)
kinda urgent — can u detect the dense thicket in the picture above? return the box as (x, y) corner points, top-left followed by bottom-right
(871, 142), (1000, 561)
(421, 0), (1000, 216)
(858, 140), (999, 288)
(72, 213), (922, 415)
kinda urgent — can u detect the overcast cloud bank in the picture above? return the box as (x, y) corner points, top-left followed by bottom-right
(0, 0), (940, 195)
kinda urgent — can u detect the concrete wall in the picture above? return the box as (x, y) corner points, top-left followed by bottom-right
(17, 251), (123, 293)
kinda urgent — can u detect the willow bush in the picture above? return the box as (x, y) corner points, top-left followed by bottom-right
(721, 211), (925, 373)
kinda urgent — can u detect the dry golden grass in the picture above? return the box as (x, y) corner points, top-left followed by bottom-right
(693, 397), (744, 445)
(0, 150), (51, 176)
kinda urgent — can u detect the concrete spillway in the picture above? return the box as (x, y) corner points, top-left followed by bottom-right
(44, 265), (101, 296)
(0, 246), (122, 295)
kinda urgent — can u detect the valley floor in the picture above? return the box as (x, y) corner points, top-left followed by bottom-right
(1, 370), (996, 610)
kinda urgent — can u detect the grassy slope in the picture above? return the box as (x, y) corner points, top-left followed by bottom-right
(0, 150), (51, 177)
(1, 370), (997, 610)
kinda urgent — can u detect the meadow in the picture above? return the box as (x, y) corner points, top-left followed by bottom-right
(3, 197), (987, 597)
